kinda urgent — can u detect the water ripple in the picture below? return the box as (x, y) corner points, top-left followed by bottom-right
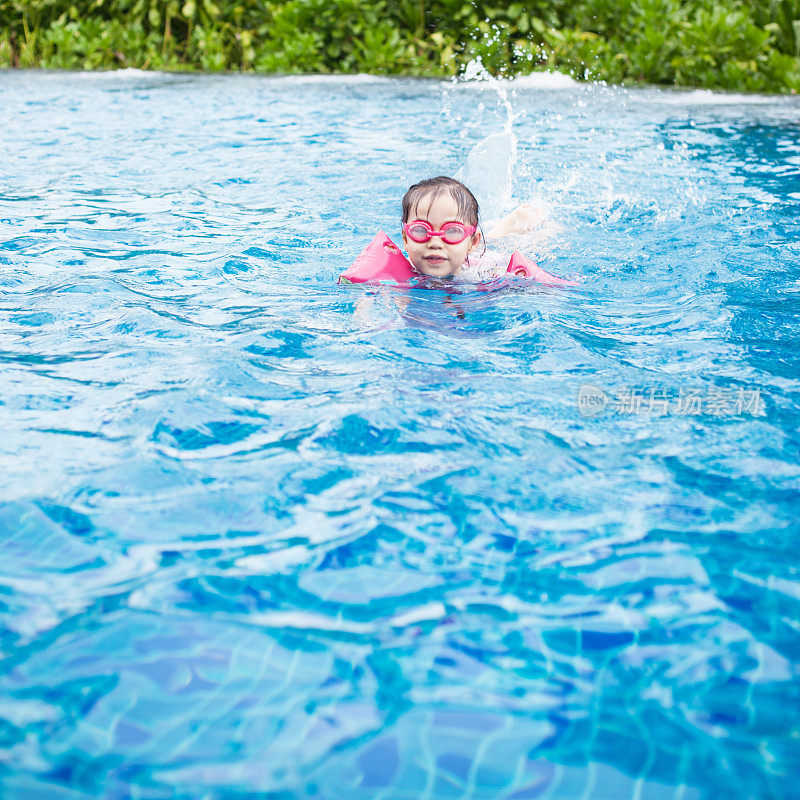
(0, 72), (798, 800)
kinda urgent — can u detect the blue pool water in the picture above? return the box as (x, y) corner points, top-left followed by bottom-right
(1, 69), (799, 799)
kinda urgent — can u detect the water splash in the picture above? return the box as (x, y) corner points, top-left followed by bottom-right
(453, 58), (520, 221)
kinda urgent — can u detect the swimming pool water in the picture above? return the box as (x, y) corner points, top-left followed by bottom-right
(0, 70), (799, 800)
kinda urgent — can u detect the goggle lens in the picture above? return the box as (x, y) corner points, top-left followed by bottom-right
(406, 224), (431, 242)
(441, 225), (468, 244)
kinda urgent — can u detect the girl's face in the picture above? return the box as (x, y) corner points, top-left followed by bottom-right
(402, 193), (481, 278)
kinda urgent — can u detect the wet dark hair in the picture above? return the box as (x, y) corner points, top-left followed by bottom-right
(402, 176), (479, 226)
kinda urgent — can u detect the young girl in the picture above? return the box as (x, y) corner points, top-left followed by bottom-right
(350, 177), (559, 325)
(400, 175), (550, 282)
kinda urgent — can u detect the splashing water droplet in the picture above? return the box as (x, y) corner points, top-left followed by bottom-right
(455, 58), (519, 221)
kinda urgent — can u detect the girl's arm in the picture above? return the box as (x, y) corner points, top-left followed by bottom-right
(488, 202), (549, 238)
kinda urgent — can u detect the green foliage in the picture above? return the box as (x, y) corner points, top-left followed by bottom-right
(750, 0), (800, 56)
(1, 0), (799, 92)
(556, 0), (800, 91)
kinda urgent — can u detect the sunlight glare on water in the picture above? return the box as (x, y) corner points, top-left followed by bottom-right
(0, 70), (799, 800)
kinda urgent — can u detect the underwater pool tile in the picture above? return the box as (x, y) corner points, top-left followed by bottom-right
(356, 734), (400, 788)
(0, 501), (100, 574)
(431, 709), (506, 733)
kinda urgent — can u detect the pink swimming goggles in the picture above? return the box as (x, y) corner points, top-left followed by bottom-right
(403, 220), (477, 245)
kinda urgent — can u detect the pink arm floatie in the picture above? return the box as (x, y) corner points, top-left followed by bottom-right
(339, 232), (576, 287)
(338, 231), (416, 285)
(505, 250), (579, 287)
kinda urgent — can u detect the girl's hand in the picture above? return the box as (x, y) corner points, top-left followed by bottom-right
(488, 202), (547, 238)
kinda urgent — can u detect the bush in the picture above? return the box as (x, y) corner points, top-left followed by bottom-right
(0, 0), (798, 92)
